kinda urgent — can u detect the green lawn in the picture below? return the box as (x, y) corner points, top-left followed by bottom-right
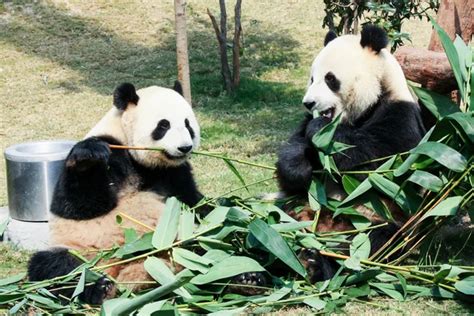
(1, 0), (471, 314)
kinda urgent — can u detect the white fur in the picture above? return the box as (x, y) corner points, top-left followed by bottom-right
(88, 86), (200, 167)
(303, 35), (413, 124)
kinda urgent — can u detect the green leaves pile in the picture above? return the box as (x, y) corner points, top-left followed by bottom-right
(0, 19), (473, 315)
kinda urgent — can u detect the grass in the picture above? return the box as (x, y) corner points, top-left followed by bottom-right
(0, 0), (471, 314)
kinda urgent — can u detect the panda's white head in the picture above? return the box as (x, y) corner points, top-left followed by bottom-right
(302, 25), (413, 124)
(113, 82), (200, 168)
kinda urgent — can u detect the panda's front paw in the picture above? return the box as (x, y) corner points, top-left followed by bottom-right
(305, 117), (332, 139)
(80, 277), (116, 305)
(66, 137), (111, 172)
(298, 248), (339, 283)
(229, 272), (268, 295)
(276, 142), (314, 195)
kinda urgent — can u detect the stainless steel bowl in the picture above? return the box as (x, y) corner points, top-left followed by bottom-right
(4, 140), (76, 222)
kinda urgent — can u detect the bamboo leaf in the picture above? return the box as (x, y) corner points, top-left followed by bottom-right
(411, 85), (459, 120)
(114, 232), (153, 258)
(179, 209), (195, 241)
(422, 196), (463, 220)
(265, 286), (292, 303)
(454, 276), (474, 295)
(223, 158), (248, 191)
(394, 128), (434, 176)
(152, 197), (181, 249)
(308, 179), (327, 210)
(446, 112), (474, 143)
(345, 283), (370, 298)
(172, 248), (213, 274)
(411, 142), (467, 172)
(350, 233), (370, 261)
(407, 170), (444, 192)
(103, 276), (192, 315)
(370, 283), (404, 301)
(191, 256), (265, 285)
(144, 257), (192, 299)
(312, 114), (341, 151)
(271, 221), (313, 232)
(137, 300), (167, 316)
(396, 273), (408, 299)
(430, 17), (464, 98)
(303, 297), (326, 310)
(340, 156), (397, 207)
(0, 273), (25, 287)
(248, 218), (306, 277)
(369, 173), (411, 212)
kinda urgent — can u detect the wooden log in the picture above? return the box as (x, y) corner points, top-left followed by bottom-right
(394, 46), (457, 93)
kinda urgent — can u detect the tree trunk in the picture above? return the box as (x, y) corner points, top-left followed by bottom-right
(207, 2), (233, 93)
(174, 0), (192, 104)
(428, 0), (473, 52)
(232, 0), (242, 88)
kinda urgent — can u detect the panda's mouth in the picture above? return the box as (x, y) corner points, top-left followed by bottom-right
(320, 108), (335, 120)
(163, 151), (187, 161)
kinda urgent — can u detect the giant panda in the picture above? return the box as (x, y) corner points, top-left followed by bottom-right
(28, 82), (205, 304)
(275, 25), (426, 281)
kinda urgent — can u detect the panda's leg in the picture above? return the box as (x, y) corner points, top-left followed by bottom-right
(28, 248), (115, 304)
(299, 223), (402, 283)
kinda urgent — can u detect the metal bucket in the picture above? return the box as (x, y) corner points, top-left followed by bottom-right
(4, 140), (76, 222)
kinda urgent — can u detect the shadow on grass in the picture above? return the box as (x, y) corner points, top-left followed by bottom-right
(1, 1), (305, 156)
(1, 1), (301, 103)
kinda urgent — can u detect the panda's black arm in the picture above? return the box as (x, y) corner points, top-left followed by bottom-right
(50, 137), (123, 220)
(167, 162), (205, 207)
(310, 101), (425, 171)
(276, 115), (319, 195)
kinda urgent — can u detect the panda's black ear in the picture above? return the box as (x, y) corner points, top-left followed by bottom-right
(113, 83), (139, 110)
(324, 30), (337, 46)
(173, 80), (183, 96)
(360, 24), (388, 53)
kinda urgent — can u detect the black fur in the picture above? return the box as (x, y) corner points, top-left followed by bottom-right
(324, 30), (337, 46)
(173, 80), (184, 96)
(360, 24), (388, 53)
(276, 99), (425, 196)
(113, 83), (139, 110)
(28, 248), (113, 304)
(51, 135), (203, 220)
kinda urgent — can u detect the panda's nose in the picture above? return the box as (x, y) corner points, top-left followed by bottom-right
(178, 145), (192, 154)
(303, 101), (316, 110)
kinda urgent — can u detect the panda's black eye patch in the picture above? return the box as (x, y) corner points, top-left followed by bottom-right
(185, 118), (195, 139)
(152, 119), (170, 140)
(324, 72), (340, 92)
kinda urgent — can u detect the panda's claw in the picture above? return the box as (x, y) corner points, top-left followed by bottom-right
(298, 248), (339, 284)
(228, 272), (268, 295)
(80, 277), (116, 305)
(66, 137), (111, 171)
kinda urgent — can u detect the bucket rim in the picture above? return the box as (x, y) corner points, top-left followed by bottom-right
(4, 140), (76, 162)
